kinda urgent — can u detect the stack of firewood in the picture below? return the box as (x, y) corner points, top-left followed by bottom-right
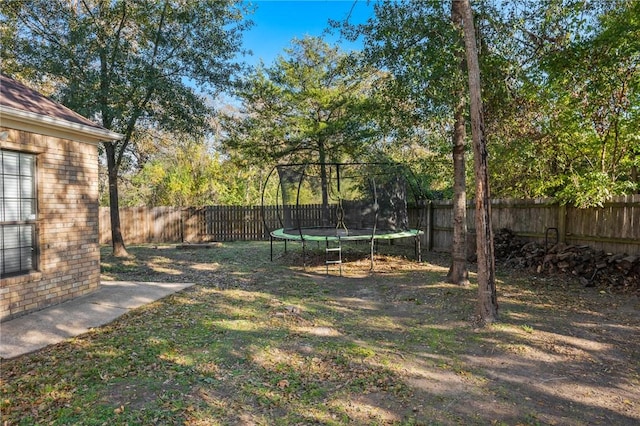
(494, 228), (640, 293)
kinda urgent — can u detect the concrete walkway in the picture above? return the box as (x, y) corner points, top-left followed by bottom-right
(0, 280), (194, 359)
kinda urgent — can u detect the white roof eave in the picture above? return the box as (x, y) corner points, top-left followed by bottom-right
(0, 104), (123, 144)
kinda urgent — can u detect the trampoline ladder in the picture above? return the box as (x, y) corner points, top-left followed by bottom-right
(325, 238), (342, 276)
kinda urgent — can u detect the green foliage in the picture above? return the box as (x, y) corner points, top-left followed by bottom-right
(1, 0), (252, 249)
(556, 171), (636, 208)
(5, 0), (639, 210)
(349, 0), (640, 207)
(357, 0), (464, 120)
(222, 36), (381, 166)
(337, 0), (469, 198)
(486, 0), (640, 206)
(2, 0), (251, 141)
(118, 140), (273, 207)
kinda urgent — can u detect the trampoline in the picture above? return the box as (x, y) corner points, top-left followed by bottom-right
(261, 162), (426, 272)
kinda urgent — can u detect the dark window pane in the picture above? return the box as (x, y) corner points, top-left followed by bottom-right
(3, 248), (21, 273)
(21, 247), (33, 270)
(2, 151), (37, 276)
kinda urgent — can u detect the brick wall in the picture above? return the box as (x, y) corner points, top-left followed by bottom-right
(1, 128), (100, 321)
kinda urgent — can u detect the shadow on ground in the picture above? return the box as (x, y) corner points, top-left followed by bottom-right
(1, 242), (638, 425)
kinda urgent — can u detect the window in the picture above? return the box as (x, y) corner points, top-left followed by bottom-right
(1, 150), (37, 277)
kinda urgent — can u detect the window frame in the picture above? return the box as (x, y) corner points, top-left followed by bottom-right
(1, 149), (39, 278)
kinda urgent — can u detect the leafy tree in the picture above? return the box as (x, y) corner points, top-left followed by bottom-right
(222, 36), (382, 219)
(342, 0), (498, 318)
(121, 139), (270, 207)
(541, 0), (640, 206)
(224, 36), (379, 164)
(481, 0), (639, 206)
(126, 140), (219, 207)
(1, 0), (252, 255)
(339, 0), (471, 285)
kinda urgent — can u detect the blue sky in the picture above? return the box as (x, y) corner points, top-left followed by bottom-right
(241, 0), (375, 66)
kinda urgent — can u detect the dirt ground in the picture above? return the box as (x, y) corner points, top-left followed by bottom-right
(3, 241), (639, 425)
(294, 247), (640, 425)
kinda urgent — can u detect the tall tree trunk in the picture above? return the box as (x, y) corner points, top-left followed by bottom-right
(447, 99), (470, 285)
(632, 149), (639, 192)
(447, 0), (470, 286)
(105, 142), (128, 257)
(460, 0), (498, 323)
(319, 143), (330, 227)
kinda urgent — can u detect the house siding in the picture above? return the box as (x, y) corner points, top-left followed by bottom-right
(1, 128), (100, 321)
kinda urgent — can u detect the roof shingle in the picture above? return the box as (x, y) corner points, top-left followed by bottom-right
(0, 74), (104, 130)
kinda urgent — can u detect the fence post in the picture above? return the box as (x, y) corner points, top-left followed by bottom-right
(557, 203), (567, 244)
(180, 208), (185, 243)
(425, 201), (433, 251)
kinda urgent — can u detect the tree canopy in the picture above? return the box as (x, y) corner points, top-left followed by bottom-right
(2, 0), (637, 211)
(482, 0), (640, 206)
(339, 0), (639, 207)
(222, 36), (382, 166)
(1, 0), (253, 254)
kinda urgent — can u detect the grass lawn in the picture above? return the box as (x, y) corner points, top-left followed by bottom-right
(1, 241), (639, 425)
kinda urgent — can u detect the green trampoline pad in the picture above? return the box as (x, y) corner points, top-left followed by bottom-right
(270, 228), (423, 242)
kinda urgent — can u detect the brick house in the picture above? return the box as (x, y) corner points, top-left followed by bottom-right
(0, 74), (122, 321)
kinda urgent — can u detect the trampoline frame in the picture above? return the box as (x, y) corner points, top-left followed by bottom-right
(262, 162), (426, 270)
(268, 227), (423, 270)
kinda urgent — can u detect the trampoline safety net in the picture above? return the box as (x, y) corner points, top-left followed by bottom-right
(275, 163), (412, 237)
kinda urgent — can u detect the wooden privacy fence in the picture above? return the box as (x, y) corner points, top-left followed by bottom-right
(100, 195), (640, 255)
(100, 205), (275, 244)
(423, 195), (640, 255)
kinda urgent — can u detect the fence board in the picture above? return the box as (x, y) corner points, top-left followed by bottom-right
(99, 196), (640, 255)
(564, 194), (640, 253)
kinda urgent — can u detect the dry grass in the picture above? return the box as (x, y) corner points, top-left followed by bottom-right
(1, 241), (639, 425)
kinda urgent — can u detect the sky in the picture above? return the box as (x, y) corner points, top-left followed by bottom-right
(241, 0), (375, 66)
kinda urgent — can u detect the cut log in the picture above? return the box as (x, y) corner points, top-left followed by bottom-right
(493, 228), (639, 293)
